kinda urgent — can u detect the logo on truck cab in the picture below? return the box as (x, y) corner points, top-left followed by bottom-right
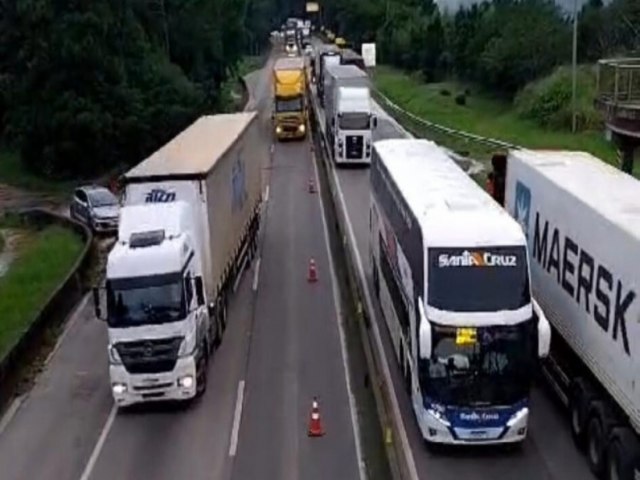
(145, 188), (176, 203)
(438, 251), (517, 268)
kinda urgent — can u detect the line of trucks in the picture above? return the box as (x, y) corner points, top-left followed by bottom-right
(304, 43), (376, 164)
(93, 112), (264, 407)
(304, 34), (640, 478)
(87, 28), (640, 480)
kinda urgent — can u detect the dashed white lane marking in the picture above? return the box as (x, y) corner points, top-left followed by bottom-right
(78, 404), (117, 480)
(228, 380), (246, 457)
(252, 258), (261, 292)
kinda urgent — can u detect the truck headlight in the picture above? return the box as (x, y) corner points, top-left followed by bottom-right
(178, 333), (197, 358)
(108, 345), (122, 365)
(276, 125), (282, 134)
(298, 124), (306, 132)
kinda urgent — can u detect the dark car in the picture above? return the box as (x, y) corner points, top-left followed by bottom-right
(70, 185), (120, 234)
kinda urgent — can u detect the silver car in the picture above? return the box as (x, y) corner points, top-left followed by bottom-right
(70, 185), (120, 234)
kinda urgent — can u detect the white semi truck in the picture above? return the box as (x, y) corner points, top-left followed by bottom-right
(488, 149), (640, 479)
(323, 64), (377, 164)
(93, 112), (263, 407)
(370, 139), (551, 445)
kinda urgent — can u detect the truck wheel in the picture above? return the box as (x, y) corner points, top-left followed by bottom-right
(587, 402), (619, 477)
(195, 344), (209, 398)
(570, 378), (596, 449)
(606, 427), (640, 480)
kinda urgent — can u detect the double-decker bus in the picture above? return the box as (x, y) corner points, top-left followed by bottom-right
(369, 138), (551, 445)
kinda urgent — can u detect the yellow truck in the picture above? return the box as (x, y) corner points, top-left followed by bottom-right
(272, 56), (308, 140)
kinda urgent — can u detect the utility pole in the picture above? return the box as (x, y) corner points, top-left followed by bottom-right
(571, 0), (578, 133)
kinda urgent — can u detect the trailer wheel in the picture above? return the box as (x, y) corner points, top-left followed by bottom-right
(569, 378), (596, 449)
(606, 427), (640, 480)
(372, 263), (379, 299)
(587, 401), (619, 477)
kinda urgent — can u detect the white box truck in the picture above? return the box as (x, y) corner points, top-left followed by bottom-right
(93, 112), (263, 407)
(324, 64), (377, 164)
(317, 51), (341, 106)
(370, 139), (550, 446)
(488, 149), (640, 479)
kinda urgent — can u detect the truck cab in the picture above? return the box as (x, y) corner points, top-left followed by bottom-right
(272, 56), (307, 140)
(330, 87), (377, 163)
(95, 202), (214, 407)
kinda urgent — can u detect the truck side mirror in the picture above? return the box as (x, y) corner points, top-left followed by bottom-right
(372, 115), (378, 129)
(93, 287), (104, 320)
(194, 276), (205, 307)
(331, 118), (335, 127)
(533, 299), (551, 358)
(418, 298), (432, 358)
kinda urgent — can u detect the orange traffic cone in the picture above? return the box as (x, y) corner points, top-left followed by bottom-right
(308, 177), (316, 193)
(308, 397), (325, 437)
(308, 258), (318, 282)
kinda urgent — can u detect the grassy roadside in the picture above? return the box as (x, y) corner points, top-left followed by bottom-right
(0, 225), (84, 359)
(372, 65), (624, 170)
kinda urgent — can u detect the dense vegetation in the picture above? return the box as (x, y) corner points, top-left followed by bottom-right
(0, 0), (286, 178)
(2, 0), (639, 179)
(323, 0), (640, 129)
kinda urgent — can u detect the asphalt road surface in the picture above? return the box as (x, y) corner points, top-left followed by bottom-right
(0, 56), (363, 480)
(308, 41), (595, 478)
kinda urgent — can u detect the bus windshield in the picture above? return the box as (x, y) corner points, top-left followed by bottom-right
(420, 321), (536, 407)
(427, 246), (530, 312)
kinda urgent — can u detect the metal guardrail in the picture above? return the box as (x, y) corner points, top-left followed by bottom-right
(372, 88), (520, 151)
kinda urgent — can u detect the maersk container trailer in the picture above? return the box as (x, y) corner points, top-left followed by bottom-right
(499, 149), (640, 480)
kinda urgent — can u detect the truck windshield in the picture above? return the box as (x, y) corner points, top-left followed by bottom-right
(106, 274), (185, 327)
(339, 112), (370, 130)
(276, 97), (303, 113)
(427, 246), (530, 312)
(420, 321), (536, 407)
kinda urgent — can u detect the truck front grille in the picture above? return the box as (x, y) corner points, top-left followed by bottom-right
(115, 337), (183, 374)
(346, 135), (364, 159)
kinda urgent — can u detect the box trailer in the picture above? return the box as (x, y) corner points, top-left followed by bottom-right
(489, 149), (640, 480)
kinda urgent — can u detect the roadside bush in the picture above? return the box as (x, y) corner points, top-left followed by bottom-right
(514, 65), (603, 131)
(0, 232), (4, 254)
(455, 93), (467, 106)
(440, 88), (451, 96)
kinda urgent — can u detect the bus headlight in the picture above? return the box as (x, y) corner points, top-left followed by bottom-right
(426, 408), (451, 427)
(506, 407), (529, 427)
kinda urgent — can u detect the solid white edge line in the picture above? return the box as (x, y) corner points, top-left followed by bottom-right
(0, 396), (25, 438)
(264, 185), (270, 203)
(45, 293), (91, 366)
(228, 380), (246, 457)
(311, 152), (367, 480)
(331, 166), (419, 480)
(78, 404), (117, 480)
(252, 258), (261, 292)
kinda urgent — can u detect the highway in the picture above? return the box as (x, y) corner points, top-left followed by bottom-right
(309, 41), (595, 479)
(0, 56), (367, 480)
